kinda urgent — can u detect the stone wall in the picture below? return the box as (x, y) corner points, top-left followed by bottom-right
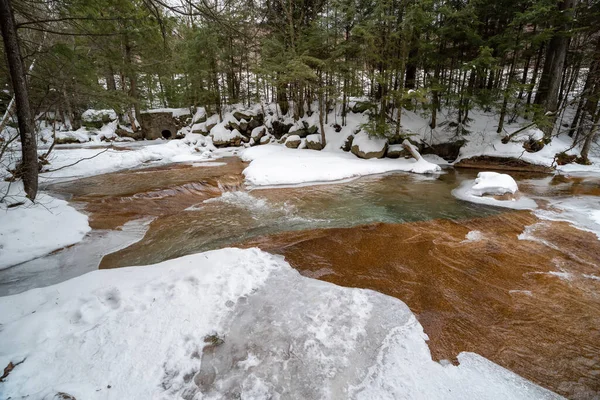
(139, 112), (178, 140)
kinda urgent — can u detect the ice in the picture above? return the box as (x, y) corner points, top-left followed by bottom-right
(0, 248), (560, 399)
(533, 196), (600, 240)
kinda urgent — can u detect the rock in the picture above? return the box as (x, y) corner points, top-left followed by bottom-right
(116, 128), (142, 140)
(351, 131), (388, 159)
(341, 133), (354, 152)
(285, 135), (302, 148)
(454, 156), (554, 173)
(271, 121), (293, 139)
(307, 125), (318, 135)
(332, 123), (342, 133)
(239, 121), (249, 134)
(289, 128), (308, 138)
(251, 126), (266, 142)
(248, 118), (261, 130)
(260, 135), (272, 144)
(523, 138), (545, 153)
(351, 101), (375, 114)
(233, 111), (252, 121)
(306, 134), (323, 150)
(54, 136), (82, 145)
(386, 144), (411, 159)
(421, 140), (465, 162)
(206, 123), (217, 132)
(211, 126), (245, 147)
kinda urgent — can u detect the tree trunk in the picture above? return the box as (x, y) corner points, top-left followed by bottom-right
(0, 0), (38, 200)
(534, 0), (576, 140)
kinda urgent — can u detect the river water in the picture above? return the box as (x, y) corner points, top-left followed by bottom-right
(0, 157), (598, 398)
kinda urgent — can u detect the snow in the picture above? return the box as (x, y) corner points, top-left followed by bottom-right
(81, 109), (117, 122)
(0, 182), (91, 270)
(39, 136), (217, 181)
(352, 130), (387, 153)
(306, 133), (321, 144)
(251, 126), (266, 140)
(142, 107), (191, 117)
(241, 145), (441, 186)
(463, 230), (484, 242)
(210, 123), (244, 142)
(0, 247), (559, 399)
(452, 174), (537, 210)
(471, 172), (518, 196)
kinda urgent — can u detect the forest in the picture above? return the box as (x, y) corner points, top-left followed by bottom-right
(2, 1), (600, 398)
(1, 0), (599, 200)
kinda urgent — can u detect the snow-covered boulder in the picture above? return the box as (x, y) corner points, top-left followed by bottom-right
(251, 126), (266, 142)
(471, 172), (518, 197)
(210, 124), (246, 147)
(306, 134), (323, 151)
(351, 131), (388, 159)
(81, 109), (117, 123)
(285, 135), (302, 149)
(340, 132), (354, 152)
(387, 144), (410, 159)
(452, 171), (537, 210)
(54, 130), (90, 144)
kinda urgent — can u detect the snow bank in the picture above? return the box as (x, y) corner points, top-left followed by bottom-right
(0, 183), (91, 269)
(210, 124), (244, 142)
(242, 145), (440, 186)
(471, 172), (518, 196)
(40, 135), (217, 181)
(0, 247), (559, 399)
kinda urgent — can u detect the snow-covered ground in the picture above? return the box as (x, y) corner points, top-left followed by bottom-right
(0, 247), (560, 399)
(0, 182), (91, 270)
(242, 145), (441, 187)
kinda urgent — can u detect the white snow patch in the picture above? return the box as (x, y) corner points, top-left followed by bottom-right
(463, 230), (484, 242)
(241, 145), (440, 186)
(0, 182), (91, 269)
(533, 196), (600, 240)
(471, 172), (518, 196)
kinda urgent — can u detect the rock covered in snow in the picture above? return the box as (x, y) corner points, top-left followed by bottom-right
(81, 109), (117, 123)
(452, 171), (537, 210)
(210, 124), (246, 147)
(471, 172), (518, 197)
(351, 131), (388, 159)
(285, 135), (302, 148)
(386, 144), (410, 159)
(251, 126), (266, 142)
(306, 134), (323, 151)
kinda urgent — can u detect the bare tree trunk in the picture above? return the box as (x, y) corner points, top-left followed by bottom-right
(0, 0), (38, 200)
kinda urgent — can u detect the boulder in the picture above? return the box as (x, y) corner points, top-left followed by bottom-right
(260, 135), (272, 144)
(248, 118), (261, 130)
(421, 140), (465, 162)
(271, 121), (293, 139)
(251, 126), (266, 142)
(210, 125), (245, 147)
(351, 101), (375, 114)
(289, 128), (308, 138)
(341, 133), (354, 152)
(116, 128), (143, 140)
(351, 131), (388, 159)
(233, 111), (252, 121)
(307, 125), (319, 135)
(285, 135), (302, 149)
(306, 134), (323, 151)
(386, 144), (411, 159)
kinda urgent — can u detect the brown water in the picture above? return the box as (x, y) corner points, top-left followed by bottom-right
(22, 160), (600, 399)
